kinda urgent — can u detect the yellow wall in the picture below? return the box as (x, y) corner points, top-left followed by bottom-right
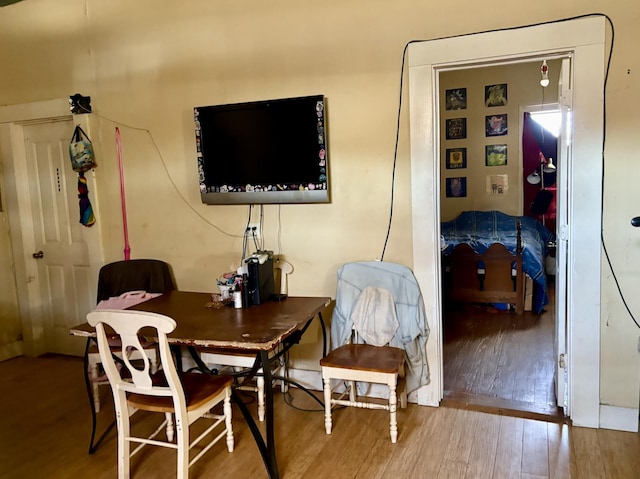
(1, 0), (639, 411)
(439, 61), (560, 221)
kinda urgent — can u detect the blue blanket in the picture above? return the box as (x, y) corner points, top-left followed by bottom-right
(441, 211), (554, 313)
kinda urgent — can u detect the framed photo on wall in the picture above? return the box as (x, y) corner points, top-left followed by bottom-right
(485, 114), (508, 136)
(445, 148), (467, 169)
(445, 177), (467, 198)
(486, 174), (508, 195)
(485, 83), (508, 107)
(445, 88), (467, 110)
(446, 118), (467, 139)
(485, 144), (507, 166)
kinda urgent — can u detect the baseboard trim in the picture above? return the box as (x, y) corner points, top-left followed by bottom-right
(599, 405), (639, 432)
(0, 340), (23, 362)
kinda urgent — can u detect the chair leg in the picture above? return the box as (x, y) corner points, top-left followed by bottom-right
(348, 380), (356, 402)
(389, 380), (398, 444)
(224, 391), (234, 452)
(88, 362), (101, 413)
(115, 408), (130, 479)
(165, 413), (174, 442)
(256, 371), (265, 422)
(278, 358), (288, 393)
(176, 417), (188, 479)
(150, 352), (158, 374)
(323, 377), (333, 435)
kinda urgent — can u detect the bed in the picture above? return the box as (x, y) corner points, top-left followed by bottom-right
(440, 210), (554, 314)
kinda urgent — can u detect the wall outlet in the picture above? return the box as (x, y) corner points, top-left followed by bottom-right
(245, 222), (261, 240)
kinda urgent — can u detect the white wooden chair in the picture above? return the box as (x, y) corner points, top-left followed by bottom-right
(320, 337), (406, 443)
(199, 259), (293, 422)
(87, 309), (234, 479)
(320, 264), (410, 443)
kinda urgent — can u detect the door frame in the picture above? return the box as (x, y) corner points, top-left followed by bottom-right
(407, 17), (605, 428)
(0, 99), (104, 357)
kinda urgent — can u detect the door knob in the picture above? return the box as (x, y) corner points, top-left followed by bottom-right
(32, 250), (44, 259)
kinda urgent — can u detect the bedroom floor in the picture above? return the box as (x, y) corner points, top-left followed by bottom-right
(441, 279), (565, 422)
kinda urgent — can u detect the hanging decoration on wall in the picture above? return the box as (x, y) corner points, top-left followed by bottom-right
(485, 144), (507, 166)
(445, 88), (467, 110)
(485, 114), (508, 136)
(445, 118), (467, 139)
(68, 125), (97, 227)
(445, 177), (467, 198)
(77, 173), (95, 226)
(486, 174), (508, 195)
(445, 148), (467, 169)
(484, 83), (508, 107)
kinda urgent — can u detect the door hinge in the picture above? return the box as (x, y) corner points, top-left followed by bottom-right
(558, 224), (569, 241)
(558, 353), (566, 369)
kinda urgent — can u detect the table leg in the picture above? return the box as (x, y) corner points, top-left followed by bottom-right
(260, 350), (279, 478)
(231, 351), (279, 479)
(83, 337), (98, 454)
(83, 337), (116, 454)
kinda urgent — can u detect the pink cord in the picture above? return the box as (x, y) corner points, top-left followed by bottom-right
(115, 127), (131, 261)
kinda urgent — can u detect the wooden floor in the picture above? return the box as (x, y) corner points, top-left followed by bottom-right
(1, 354), (639, 478)
(442, 283), (562, 421)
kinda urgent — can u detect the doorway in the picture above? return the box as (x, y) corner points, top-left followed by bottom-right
(0, 99), (103, 358)
(437, 60), (564, 419)
(408, 17), (605, 428)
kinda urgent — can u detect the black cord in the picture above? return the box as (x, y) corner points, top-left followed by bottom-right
(596, 18), (640, 329)
(382, 13), (639, 330)
(241, 205), (252, 263)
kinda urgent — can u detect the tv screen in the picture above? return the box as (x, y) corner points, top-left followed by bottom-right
(194, 94), (329, 204)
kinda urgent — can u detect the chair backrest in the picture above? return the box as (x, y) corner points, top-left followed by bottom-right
(86, 310), (185, 409)
(97, 259), (176, 303)
(332, 261), (427, 347)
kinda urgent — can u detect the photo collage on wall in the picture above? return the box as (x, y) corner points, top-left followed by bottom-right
(443, 83), (509, 198)
(444, 88), (467, 198)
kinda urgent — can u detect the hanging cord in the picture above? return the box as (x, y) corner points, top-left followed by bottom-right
(75, 108), (243, 239)
(381, 14), (639, 330)
(595, 19), (640, 329)
(241, 205), (253, 263)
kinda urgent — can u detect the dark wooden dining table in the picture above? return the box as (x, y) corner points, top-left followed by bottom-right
(70, 290), (331, 479)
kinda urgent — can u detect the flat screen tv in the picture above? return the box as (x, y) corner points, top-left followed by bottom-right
(194, 94), (329, 205)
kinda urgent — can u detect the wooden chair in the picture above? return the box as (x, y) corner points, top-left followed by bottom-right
(198, 259), (293, 422)
(88, 259), (175, 413)
(320, 263), (410, 443)
(87, 309), (234, 479)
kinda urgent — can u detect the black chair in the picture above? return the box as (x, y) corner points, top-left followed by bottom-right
(88, 259), (176, 412)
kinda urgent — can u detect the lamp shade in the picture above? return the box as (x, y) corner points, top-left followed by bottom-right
(527, 171), (541, 185)
(543, 157), (556, 173)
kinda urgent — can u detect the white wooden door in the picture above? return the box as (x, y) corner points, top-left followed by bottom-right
(22, 120), (93, 356)
(555, 57), (572, 413)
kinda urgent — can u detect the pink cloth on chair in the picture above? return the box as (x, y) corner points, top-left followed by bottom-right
(96, 291), (161, 310)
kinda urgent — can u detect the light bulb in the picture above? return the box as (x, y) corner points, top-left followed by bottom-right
(540, 60), (550, 88)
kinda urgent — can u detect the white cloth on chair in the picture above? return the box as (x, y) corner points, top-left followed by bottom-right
(331, 261), (429, 393)
(350, 286), (399, 346)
